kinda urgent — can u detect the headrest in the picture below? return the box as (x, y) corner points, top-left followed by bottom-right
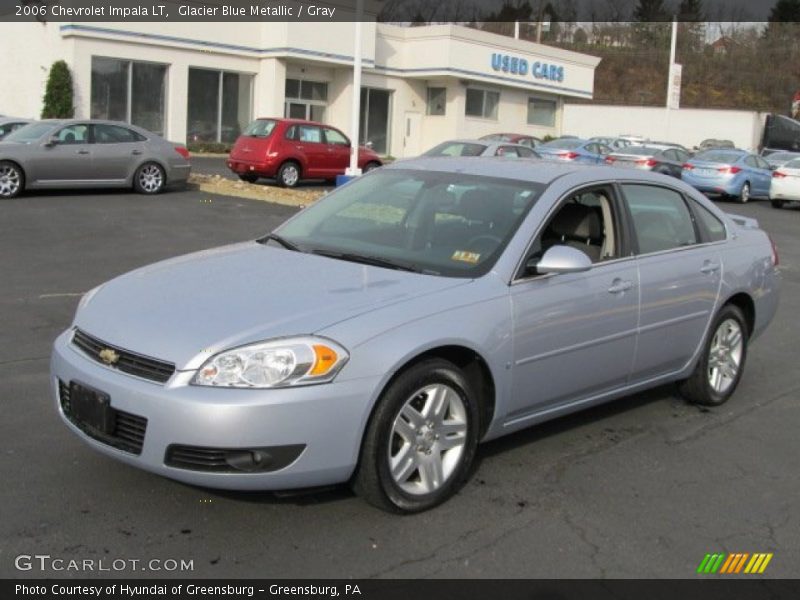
(459, 189), (499, 224)
(550, 203), (602, 240)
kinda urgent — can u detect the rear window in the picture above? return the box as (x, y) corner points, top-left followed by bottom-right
(242, 119), (277, 138)
(619, 146), (658, 156)
(543, 139), (582, 149)
(696, 151), (743, 163)
(424, 142), (487, 157)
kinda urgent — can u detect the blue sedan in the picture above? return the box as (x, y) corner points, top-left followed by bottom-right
(681, 149), (773, 203)
(536, 138), (611, 164)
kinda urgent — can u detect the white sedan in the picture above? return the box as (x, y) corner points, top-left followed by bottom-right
(770, 157), (800, 208)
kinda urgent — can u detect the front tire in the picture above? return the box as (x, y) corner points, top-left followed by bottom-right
(353, 358), (479, 513)
(0, 161), (24, 199)
(277, 162), (300, 188)
(678, 304), (748, 406)
(737, 182), (750, 204)
(133, 162), (165, 194)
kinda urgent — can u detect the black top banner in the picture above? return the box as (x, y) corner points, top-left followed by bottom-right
(0, 0), (787, 22)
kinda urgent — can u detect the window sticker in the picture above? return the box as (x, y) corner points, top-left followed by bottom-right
(451, 250), (481, 264)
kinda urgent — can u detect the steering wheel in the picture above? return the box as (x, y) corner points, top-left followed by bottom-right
(467, 234), (503, 253)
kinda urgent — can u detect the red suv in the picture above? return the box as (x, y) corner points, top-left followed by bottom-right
(227, 118), (383, 187)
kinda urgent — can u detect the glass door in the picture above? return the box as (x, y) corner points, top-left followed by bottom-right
(359, 88), (391, 155)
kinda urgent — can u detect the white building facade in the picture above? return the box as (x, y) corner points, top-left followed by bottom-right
(1, 19), (600, 157)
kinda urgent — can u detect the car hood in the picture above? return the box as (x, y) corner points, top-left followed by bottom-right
(74, 242), (468, 370)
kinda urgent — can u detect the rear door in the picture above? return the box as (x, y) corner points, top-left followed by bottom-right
(91, 124), (147, 181)
(621, 183), (721, 380)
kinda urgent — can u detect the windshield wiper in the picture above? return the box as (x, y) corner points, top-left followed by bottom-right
(311, 249), (422, 273)
(258, 233), (301, 251)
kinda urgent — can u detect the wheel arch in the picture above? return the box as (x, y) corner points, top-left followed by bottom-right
(722, 291), (755, 337)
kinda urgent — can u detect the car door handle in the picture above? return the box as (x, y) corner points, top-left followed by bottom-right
(77, 149), (90, 155)
(700, 261), (720, 274)
(608, 279), (633, 294)
(132, 150), (142, 155)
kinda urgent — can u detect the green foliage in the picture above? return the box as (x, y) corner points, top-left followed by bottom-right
(41, 60), (74, 119)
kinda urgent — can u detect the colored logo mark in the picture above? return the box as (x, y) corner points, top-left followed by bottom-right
(697, 552), (773, 574)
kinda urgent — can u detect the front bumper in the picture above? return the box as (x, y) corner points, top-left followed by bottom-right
(51, 330), (379, 490)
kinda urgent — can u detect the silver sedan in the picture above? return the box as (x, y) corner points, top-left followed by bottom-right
(51, 158), (779, 513)
(0, 119), (191, 199)
(423, 139), (541, 158)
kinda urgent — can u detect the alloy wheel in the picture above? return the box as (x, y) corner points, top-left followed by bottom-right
(138, 164), (163, 193)
(0, 165), (21, 197)
(281, 164), (299, 187)
(707, 318), (744, 394)
(388, 383), (468, 495)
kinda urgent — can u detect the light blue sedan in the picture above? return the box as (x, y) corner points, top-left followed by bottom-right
(681, 149), (773, 203)
(536, 138), (611, 164)
(51, 158), (780, 512)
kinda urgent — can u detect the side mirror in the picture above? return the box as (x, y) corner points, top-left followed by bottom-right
(535, 245), (593, 275)
(365, 141), (374, 149)
(44, 135), (59, 147)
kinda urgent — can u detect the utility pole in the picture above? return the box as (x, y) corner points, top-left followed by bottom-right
(347, 0), (364, 177)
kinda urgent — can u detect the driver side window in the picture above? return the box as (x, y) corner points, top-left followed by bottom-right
(522, 186), (620, 278)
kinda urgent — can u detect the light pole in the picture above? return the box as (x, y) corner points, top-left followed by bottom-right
(346, 0), (364, 177)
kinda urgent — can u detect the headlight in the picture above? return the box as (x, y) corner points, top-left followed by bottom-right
(192, 336), (348, 388)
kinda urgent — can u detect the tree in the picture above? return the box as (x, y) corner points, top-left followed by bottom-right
(677, 0), (706, 55)
(631, 0), (671, 49)
(41, 60), (74, 119)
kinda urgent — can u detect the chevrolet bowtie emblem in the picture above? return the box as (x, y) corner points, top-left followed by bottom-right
(98, 348), (120, 366)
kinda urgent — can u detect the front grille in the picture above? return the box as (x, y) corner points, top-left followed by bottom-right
(59, 379), (148, 455)
(72, 329), (176, 384)
(165, 444), (306, 473)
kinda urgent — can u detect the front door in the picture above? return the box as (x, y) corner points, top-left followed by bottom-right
(403, 112), (421, 158)
(30, 124), (94, 184)
(360, 88), (391, 155)
(509, 185), (639, 420)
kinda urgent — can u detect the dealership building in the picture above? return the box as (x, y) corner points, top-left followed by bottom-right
(1, 16), (600, 157)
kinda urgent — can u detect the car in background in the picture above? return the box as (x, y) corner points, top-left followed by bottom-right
(0, 119), (191, 199)
(681, 149), (772, 203)
(479, 133), (542, 148)
(51, 157), (779, 513)
(696, 138), (736, 152)
(589, 136), (633, 151)
(227, 118), (382, 187)
(536, 138), (611, 164)
(423, 139), (540, 159)
(770, 157), (800, 208)
(764, 151), (800, 169)
(605, 145), (692, 178)
(0, 117), (32, 140)
(618, 134), (647, 145)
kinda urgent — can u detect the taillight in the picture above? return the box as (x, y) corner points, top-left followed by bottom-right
(645, 159), (657, 167)
(605, 156), (615, 164)
(682, 163), (694, 170)
(718, 165), (741, 174)
(772, 171), (786, 178)
(558, 151), (579, 160)
(769, 235), (779, 267)
(174, 146), (191, 159)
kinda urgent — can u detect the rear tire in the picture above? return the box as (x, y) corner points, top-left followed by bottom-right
(133, 162), (165, 194)
(0, 161), (24, 199)
(353, 358), (479, 513)
(771, 199), (785, 209)
(737, 182), (750, 204)
(678, 304), (748, 407)
(363, 161), (381, 173)
(277, 162), (300, 188)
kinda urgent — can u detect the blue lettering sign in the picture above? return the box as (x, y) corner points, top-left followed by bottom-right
(490, 53), (564, 83)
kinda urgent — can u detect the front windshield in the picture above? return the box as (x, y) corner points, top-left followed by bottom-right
(3, 122), (53, 143)
(274, 169), (544, 278)
(424, 142), (487, 157)
(242, 119), (277, 138)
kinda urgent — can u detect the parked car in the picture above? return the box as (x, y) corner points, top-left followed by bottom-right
(227, 118), (382, 187)
(696, 138), (736, 152)
(681, 149), (772, 203)
(423, 139), (540, 159)
(605, 144), (692, 178)
(0, 120), (190, 199)
(618, 134), (648, 145)
(0, 117), (32, 140)
(51, 158), (779, 513)
(764, 151), (800, 169)
(589, 136), (632, 150)
(536, 138), (611, 164)
(769, 157), (800, 208)
(479, 133), (542, 148)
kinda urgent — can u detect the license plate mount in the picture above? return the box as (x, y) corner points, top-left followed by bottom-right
(69, 381), (114, 434)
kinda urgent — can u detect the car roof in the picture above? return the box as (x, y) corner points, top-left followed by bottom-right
(253, 117), (341, 128)
(0, 117), (32, 124)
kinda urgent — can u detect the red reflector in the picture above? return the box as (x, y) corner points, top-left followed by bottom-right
(174, 146), (191, 159)
(769, 235), (779, 267)
(772, 171), (787, 178)
(605, 156), (615, 163)
(682, 163), (694, 170)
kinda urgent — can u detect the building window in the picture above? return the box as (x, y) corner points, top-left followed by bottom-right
(91, 57), (167, 135)
(527, 97), (557, 127)
(187, 68), (253, 144)
(285, 78), (328, 122)
(426, 87), (446, 116)
(465, 88), (499, 119)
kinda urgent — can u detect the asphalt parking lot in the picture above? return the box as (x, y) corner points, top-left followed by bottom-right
(1, 188), (798, 579)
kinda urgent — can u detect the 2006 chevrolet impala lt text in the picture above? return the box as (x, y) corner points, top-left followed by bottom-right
(51, 158), (780, 512)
